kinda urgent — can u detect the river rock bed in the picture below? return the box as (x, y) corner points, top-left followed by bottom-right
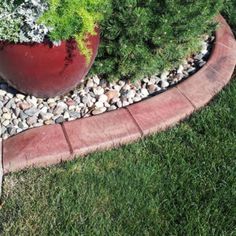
(0, 35), (214, 139)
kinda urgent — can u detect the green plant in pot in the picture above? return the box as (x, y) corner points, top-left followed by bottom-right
(0, 0), (109, 98)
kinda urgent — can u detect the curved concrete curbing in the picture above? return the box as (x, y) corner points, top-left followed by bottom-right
(2, 15), (236, 174)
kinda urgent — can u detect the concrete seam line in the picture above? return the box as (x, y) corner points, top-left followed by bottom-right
(176, 87), (197, 110)
(125, 108), (144, 137)
(61, 123), (74, 155)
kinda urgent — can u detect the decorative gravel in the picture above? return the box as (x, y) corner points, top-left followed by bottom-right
(0, 36), (214, 139)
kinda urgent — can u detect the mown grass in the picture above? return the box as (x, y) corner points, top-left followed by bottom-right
(0, 74), (236, 235)
(0, 9), (236, 236)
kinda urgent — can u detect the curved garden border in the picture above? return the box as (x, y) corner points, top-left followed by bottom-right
(1, 15), (236, 174)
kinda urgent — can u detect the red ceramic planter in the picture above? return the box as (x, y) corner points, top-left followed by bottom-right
(0, 30), (100, 98)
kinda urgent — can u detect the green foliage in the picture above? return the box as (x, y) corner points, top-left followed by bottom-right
(92, 0), (223, 81)
(222, 0), (236, 34)
(39, 0), (110, 63)
(0, 2), (21, 43)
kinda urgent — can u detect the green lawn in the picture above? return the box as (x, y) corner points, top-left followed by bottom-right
(1, 11), (236, 235)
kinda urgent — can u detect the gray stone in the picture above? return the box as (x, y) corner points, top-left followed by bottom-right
(12, 119), (19, 126)
(1, 126), (7, 135)
(20, 110), (28, 120)
(100, 79), (107, 88)
(24, 107), (39, 117)
(7, 126), (17, 136)
(18, 121), (24, 129)
(40, 106), (48, 113)
(26, 116), (37, 126)
(55, 116), (65, 124)
(199, 60), (206, 67)
(39, 112), (53, 120)
(53, 105), (65, 115)
(194, 53), (204, 61)
(5, 99), (14, 109)
(188, 67), (196, 74)
(0, 83), (8, 90)
(69, 111), (81, 119)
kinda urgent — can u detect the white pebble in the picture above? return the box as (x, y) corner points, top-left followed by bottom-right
(141, 88), (149, 97)
(177, 65), (184, 74)
(93, 87), (104, 96)
(93, 75), (100, 85)
(2, 120), (10, 126)
(16, 94), (25, 100)
(98, 94), (108, 103)
(161, 71), (169, 80)
(0, 89), (6, 96)
(161, 80), (169, 88)
(95, 101), (104, 109)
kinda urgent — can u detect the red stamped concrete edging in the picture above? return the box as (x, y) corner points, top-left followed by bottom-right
(2, 16), (236, 174)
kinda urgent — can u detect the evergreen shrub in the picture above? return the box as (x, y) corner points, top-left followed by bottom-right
(92, 0), (223, 81)
(222, 0), (236, 33)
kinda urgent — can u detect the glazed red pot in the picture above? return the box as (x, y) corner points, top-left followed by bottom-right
(0, 30), (100, 98)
